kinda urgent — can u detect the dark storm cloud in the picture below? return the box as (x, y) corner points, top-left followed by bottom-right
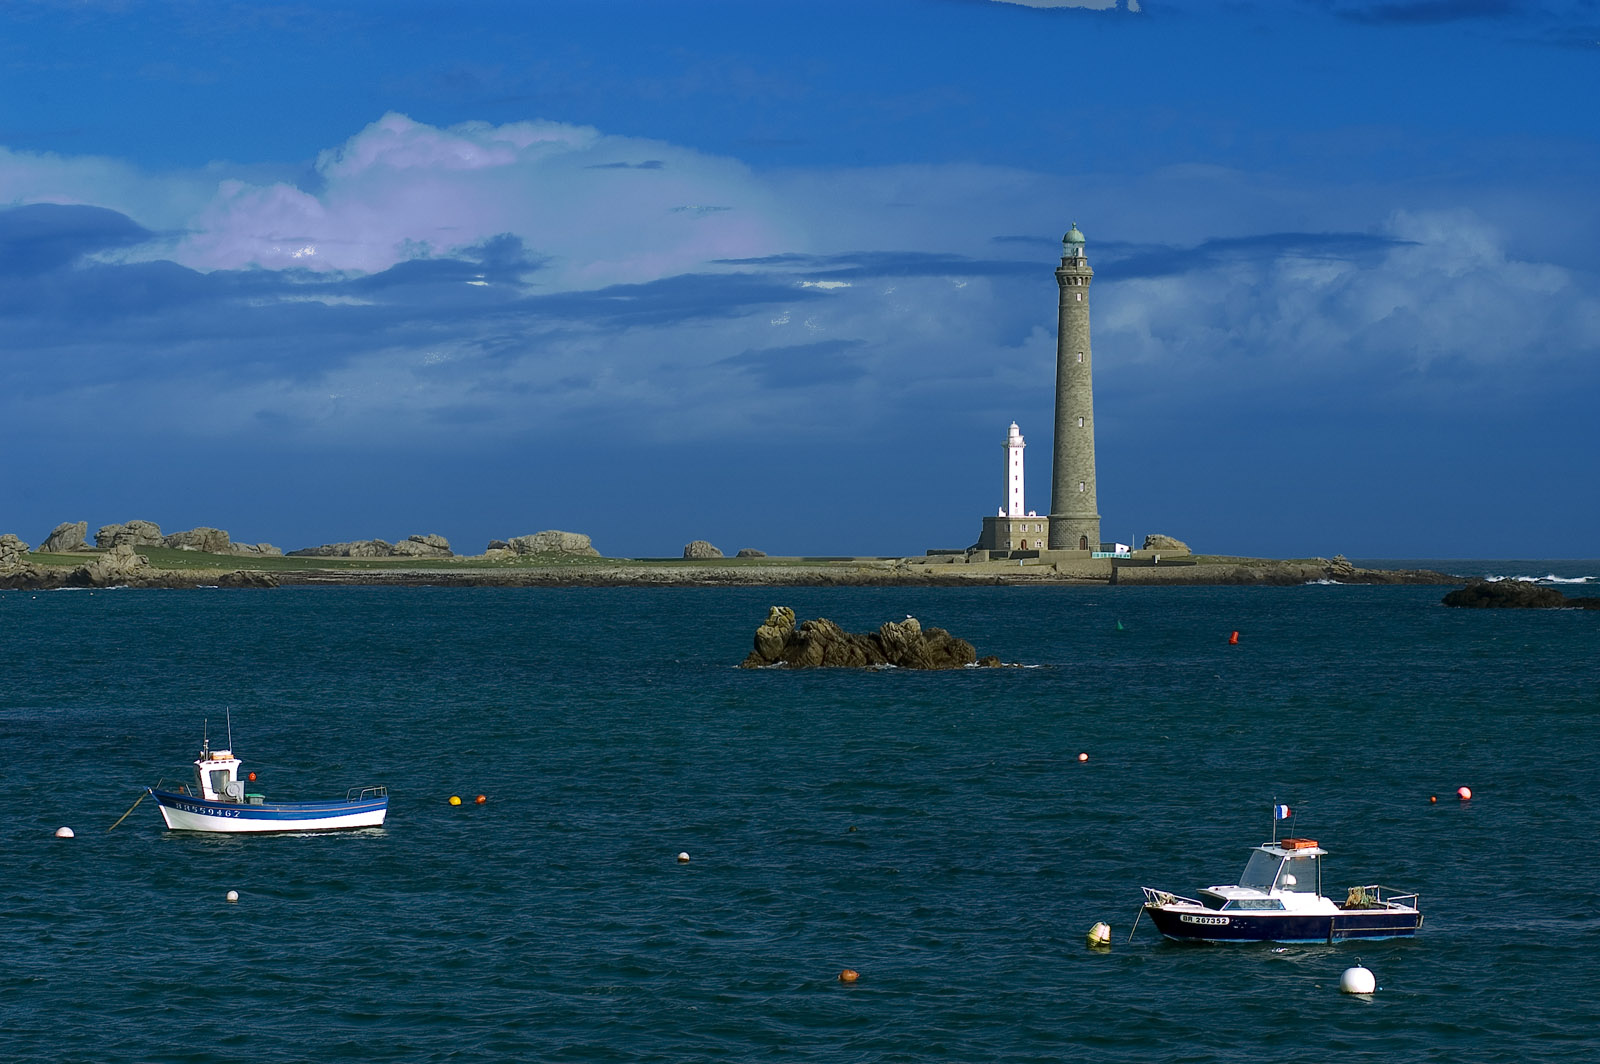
(717, 339), (867, 388)
(0, 203), (154, 275)
(713, 250), (1037, 280)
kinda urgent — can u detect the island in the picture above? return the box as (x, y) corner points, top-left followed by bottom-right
(0, 524), (1466, 591)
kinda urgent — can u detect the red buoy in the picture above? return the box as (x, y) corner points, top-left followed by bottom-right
(1228, 631), (1240, 645)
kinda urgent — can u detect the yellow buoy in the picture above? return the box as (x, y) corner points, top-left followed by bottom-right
(1086, 921), (1112, 948)
(448, 795), (462, 806)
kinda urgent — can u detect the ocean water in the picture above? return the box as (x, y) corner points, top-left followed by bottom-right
(3, 567), (1598, 1063)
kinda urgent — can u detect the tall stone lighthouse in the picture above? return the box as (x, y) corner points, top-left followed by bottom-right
(1048, 223), (1101, 552)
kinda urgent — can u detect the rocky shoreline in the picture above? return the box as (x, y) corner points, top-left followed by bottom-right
(0, 525), (1473, 591)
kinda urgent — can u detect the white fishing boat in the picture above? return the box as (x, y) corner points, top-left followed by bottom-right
(148, 728), (387, 833)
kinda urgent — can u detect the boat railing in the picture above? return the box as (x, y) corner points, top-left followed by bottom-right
(1344, 883), (1419, 910)
(348, 785), (388, 802)
(1141, 886), (1204, 908)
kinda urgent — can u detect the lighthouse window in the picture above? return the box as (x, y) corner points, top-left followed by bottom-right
(1076, 293), (1082, 302)
(1077, 417), (1084, 427)
(1077, 352), (1083, 363)
(1079, 482), (1085, 492)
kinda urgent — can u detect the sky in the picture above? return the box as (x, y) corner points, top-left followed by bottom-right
(2, 0), (1597, 559)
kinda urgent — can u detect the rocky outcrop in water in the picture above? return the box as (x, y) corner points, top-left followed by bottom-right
(1141, 533), (1190, 554)
(739, 606), (995, 669)
(736, 548), (767, 558)
(40, 521), (91, 553)
(1442, 579), (1600, 609)
(685, 540), (723, 559)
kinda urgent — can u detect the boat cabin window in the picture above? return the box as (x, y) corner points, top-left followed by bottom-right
(208, 769), (232, 796)
(1276, 855), (1319, 892)
(1224, 898), (1286, 910)
(1239, 850), (1280, 891)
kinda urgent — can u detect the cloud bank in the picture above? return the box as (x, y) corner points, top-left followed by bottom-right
(3, 112), (1596, 554)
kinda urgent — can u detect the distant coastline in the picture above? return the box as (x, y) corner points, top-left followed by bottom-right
(0, 543), (1469, 590)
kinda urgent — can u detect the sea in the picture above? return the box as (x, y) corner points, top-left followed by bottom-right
(2, 560), (1597, 1063)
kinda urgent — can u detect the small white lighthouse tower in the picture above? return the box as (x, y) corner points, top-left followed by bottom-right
(1006, 422), (1026, 517)
(974, 421), (1047, 553)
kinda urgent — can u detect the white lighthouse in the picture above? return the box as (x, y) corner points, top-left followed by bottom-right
(1006, 421), (1026, 517)
(974, 421), (1047, 552)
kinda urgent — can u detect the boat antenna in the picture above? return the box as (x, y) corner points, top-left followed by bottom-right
(226, 706), (233, 751)
(203, 717), (209, 756)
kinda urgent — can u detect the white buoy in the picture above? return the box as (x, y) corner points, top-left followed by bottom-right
(54, 826), (75, 838)
(226, 890), (239, 903)
(1077, 752), (1089, 762)
(1086, 921), (1111, 948)
(1340, 965), (1376, 994)
(677, 852), (690, 863)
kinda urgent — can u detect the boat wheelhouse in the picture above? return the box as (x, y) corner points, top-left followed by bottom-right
(148, 733), (388, 833)
(1139, 837), (1422, 943)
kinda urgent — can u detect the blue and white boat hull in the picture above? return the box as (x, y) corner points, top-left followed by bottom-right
(150, 788), (388, 833)
(1144, 904), (1422, 943)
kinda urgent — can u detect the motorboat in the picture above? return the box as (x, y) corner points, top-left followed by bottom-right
(1138, 834), (1421, 943)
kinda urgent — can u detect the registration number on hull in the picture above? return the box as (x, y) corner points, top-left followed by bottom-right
(1179, 915), (1230, 925)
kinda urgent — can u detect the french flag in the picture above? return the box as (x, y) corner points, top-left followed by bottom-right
(1273, 804), (1291, 820)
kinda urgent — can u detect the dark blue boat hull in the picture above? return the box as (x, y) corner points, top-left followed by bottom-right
(1146, 906), (1422, 943)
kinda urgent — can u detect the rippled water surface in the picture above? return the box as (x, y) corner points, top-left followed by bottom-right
(3, 573), (1598, 1062)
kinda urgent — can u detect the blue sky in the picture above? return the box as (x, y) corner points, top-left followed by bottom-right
(2, 0), (1597, 558)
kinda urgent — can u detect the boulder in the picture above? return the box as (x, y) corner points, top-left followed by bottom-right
(684, 540), (723, 559)
(505, 531), (600, 556)
(736, 548), (767, 558)
(40, 521), (90, 553)
(163, 527), (232, 553)
(740, 607), (991, 670)
(79, 543), (149, 585)
(0, 533), (30, 571)
(96, 520), (164, 548)
(1142, 534), (1191, 554)
(288, 539), (394, 558)
(389, 533), (453, 558)
(1443, 579), (1573, 609)
(217, 570), (279, 588)
(230, 543), (283, 557)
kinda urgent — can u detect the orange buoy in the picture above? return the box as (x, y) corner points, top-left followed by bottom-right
(474, 795), (487, 805)
(1228, 631), (1239, 645)
(1457, 786), (1472, 800)
(1430, 795), (1437, 803)
(838, 969), (860, 983)
(248, 772), (256, 782)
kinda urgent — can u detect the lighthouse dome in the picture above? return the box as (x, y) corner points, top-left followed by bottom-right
(1063, 224), (1085, 245)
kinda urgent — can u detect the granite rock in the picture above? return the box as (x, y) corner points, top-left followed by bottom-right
(40, 521), (90, 553)
(96, 520), (164, 548)
(736, 548), (767, 558)
(505, 531), (599, 556)
(1441, 579), (1585, 609)
(0, 533), (30, 570)
(163, 527), (233, 553)
(684, 540), (723, 559)
(1141, 534), (1191, 554)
